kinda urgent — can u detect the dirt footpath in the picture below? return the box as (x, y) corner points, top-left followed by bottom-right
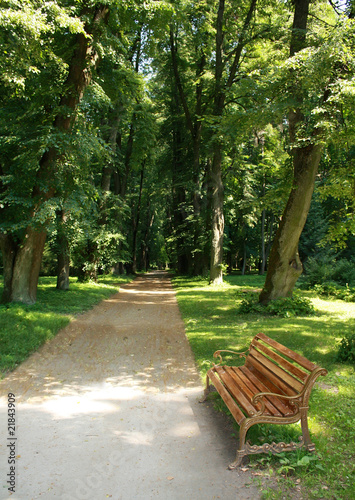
(0, 271), (261, 500)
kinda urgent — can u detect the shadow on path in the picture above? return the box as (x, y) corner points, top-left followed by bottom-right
(0, 272), (261, 500)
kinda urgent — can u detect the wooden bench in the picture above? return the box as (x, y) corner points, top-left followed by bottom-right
(202, 333), (327, 469)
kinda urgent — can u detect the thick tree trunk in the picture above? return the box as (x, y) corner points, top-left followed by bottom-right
(57, 248), (70, 291)
(1, 229), (46, 304)
(259, 0), (325, 304)
(1, 235), (17, 303)
(259, 143), (323, 303)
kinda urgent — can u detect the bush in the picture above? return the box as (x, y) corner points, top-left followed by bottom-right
(301, 257), (355, 289)
(336, 333), (355, 364)
(332, 259), (355, 286)
(238, 293), (315, 317)
(301, 256), (336, 288)
(314, 282), (355, 302)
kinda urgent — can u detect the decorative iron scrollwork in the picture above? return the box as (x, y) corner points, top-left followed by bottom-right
(213, 349), (249, 366)
(245, 437), (306, 455)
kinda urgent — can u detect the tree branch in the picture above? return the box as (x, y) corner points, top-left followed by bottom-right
(226, 0), (258, 88)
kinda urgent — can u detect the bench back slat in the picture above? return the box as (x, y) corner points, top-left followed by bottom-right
(246, 352), (299, 396)
(248, 347), (304, 393)
(251, 339), (309, 383)
(255, 333), (317, 372)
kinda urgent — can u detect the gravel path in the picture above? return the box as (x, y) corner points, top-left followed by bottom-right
(0, 271), (260, 500)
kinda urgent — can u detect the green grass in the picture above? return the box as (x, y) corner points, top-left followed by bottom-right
(0, 274), (132, 377)
(172, 273), (355, 500)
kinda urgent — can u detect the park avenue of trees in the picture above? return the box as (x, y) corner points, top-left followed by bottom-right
(0, 0), (354, 304)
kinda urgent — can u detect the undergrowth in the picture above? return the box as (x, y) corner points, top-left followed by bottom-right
(313, 282), (355, 302)
(238, 292), (315, 317)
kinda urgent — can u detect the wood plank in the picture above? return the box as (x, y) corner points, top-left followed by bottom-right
(218, 366), (259, 416)
(255, 333), (317, 372)
(246, 354), (298, 397)
(239, 366), (296, 417)
(251, 340), (308, 382)
(231, 367), (283, 417)
(207, 368), (246, 425)
(249, 347), (304, 392)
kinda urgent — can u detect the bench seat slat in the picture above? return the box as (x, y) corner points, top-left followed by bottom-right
(216, 366), (257, 415)
(207, 368), (246, 425)
(238, 366), (295, 417)
(256, 333), (317, 372)
(251, 340), (309, 382)
(230, 367), (283, 417)
(249, 348), (304, 393)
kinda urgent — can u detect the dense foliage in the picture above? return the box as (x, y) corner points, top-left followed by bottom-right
(0, 0), (355, 303)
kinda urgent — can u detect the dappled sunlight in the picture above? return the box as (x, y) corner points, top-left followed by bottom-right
(37, 390), (120, 418)
(0, 374), (236, 499)
(0, 272), (252, 499)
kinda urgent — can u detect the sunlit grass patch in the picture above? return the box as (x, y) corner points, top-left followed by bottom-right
(173, 274), (355, 500)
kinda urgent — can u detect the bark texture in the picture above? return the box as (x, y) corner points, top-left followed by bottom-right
(56, 210), (70, 291)
(259, 0), (324, 304)
(259, 143), (323, 303)
(1, 230), (47, 304)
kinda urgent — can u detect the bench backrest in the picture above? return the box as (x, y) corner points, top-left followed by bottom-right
(245, 333), (322, 402)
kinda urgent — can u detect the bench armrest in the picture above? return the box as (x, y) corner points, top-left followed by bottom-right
(252, 390), (303, 406)
(251, 366), (328, 415)
(213, 349), (249, 366)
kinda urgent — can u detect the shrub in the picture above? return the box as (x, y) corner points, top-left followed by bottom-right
(336, 333), (355, 364)
(313, 281), (343, 297)
(332, 259), (355, 287)
(238, 293), (315, 317)
(301, 256), (336, 287)
(301, 257), (355, 289)
(314, 282), (355, 302)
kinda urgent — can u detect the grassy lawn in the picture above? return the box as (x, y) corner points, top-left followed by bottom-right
(172, 274), (355, 500)
(0, 274), (132, 378)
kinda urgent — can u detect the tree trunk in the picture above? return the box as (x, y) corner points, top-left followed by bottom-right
(209, 143), (224, 283)
(259, 0), (325, 304)
(1, 229), (46, 304)
(56, 210), (70, 291)
(260, 208), (266, 275)
(0, 6), (109, 303)
(209, 0), (226, 284)
(209, 0), (257, 284)
(132, 163), (145, 274)
(259, 143), (323, 303)
(170, 26), (206, 276)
